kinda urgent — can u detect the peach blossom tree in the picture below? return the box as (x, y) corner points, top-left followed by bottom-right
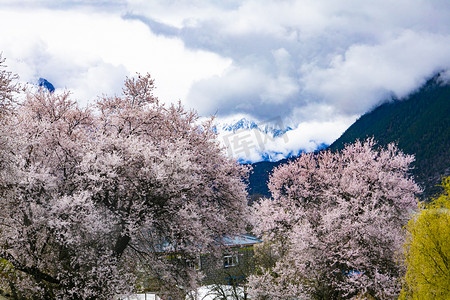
(249, 139), (420, 299)
(0, 73), (249, 299)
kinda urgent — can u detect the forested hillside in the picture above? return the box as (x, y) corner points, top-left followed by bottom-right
(247, 159), (286, 200)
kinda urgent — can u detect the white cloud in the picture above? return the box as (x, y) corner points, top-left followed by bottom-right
(0, 7), (231, 106)
(185, 62), (300, 118)
(301, 30), (450, 114)
(439, 70), (450, 84)
(123, 0), (450, 122)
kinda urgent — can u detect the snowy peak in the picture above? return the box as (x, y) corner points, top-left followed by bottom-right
(221, 117), (292, 137)
(222, 118), (258, 132)
(216, 117), (294, 163)
(38, 78), (55, 93)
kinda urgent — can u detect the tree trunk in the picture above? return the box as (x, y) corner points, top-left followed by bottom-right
(113, 234), (131, 258)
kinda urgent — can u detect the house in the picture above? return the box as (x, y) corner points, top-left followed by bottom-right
(136, 234), (262, 296)
(198, 234), (262, 286)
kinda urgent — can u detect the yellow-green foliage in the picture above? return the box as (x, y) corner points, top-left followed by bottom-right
(401, 177), (450, 299)
(0, 258), (14, 275)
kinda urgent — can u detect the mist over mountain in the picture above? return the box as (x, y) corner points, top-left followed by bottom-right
(248, 72), (450, 200)
(330, 73), (450, 198)
(217, 117), (298, 163)
(221, 117), (293, 137)
(217, 115), (335, 164)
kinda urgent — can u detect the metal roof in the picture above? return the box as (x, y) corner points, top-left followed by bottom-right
(221, 234), (262, 247)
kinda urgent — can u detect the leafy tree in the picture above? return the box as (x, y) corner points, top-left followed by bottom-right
(0, 72), (249, 299)
(249, 139), (420, 299)
(400, 176), (450, 299)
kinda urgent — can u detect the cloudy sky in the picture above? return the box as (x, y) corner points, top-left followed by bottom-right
(1, 0), (449, 162)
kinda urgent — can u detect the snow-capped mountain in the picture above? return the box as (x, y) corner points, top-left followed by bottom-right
(216, 116), (335, 163)
(221, 117), (292, 137)
(215, 117), (296, 163)
(38, 78), (55, 93)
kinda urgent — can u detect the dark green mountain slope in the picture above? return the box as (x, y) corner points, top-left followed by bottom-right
(247, 158), (287, 201)
(330, 74), (450, 198)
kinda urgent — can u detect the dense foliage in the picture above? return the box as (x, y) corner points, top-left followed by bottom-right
(0, 57), (249, 299)
(249, 139), (420, 299)
(401, 177), (450, 299)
